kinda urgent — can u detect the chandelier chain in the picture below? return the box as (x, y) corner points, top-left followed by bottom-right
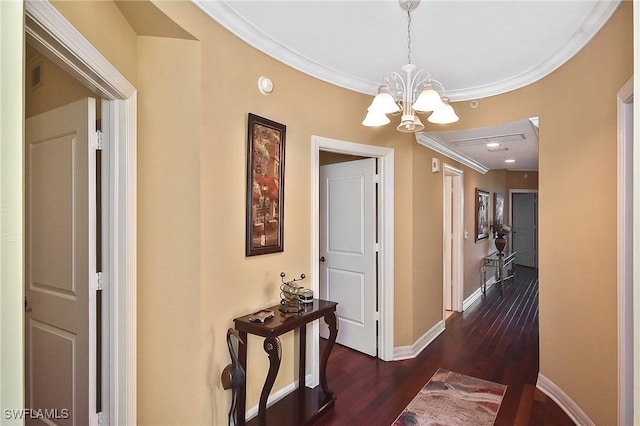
(406, 5), (412, 64)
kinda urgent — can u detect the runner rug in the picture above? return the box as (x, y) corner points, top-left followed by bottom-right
(392, 369), (507, 426)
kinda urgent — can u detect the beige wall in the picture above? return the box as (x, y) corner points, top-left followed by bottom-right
(49, 1), (633, 425)
(450, 3), (631, 424)
(411, 146), (445, 337)
(25, 44), (97, 119)
(136, 35), (203, 424)
(507, 170), (538, 191)
(537, 3), (632, 424)
(51, 0), (137, 85)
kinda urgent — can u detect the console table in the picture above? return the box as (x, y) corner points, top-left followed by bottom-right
(233, 299), (338, 426)
(482, 251), (516, 296)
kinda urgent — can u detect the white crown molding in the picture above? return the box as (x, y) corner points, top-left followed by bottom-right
(416, 134), (489, 174)
(192, 0), (377, 95)
(448, 1), (621, 101)
(537, 373), (595, 426)
(191, 0), (620, 100)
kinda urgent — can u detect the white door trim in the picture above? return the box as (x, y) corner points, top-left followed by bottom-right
(616, 76), (633, 426)
(311, 136), (395, 382)
(443, 164), (464, 315)
(25, 1), (137, 424)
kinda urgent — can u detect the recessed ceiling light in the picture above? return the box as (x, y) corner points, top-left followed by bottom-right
(505, 159), (516, 163)
(486, 142), (500, 148)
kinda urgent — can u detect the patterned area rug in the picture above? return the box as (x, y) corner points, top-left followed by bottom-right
(392, 369), (507, 426)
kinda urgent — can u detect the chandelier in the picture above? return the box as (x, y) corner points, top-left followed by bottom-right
(362, 0), (458, 133)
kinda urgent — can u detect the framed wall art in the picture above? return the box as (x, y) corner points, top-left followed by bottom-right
(494, 192), (505, 225)
(475, 188), (490, 241)
(246, 113), (286, 256)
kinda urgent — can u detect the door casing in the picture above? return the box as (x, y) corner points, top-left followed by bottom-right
(311, 136), (395, 381)
(25, 2), (137, 424)
(616, 76), (633, 426)
(443, 164), (464, 315)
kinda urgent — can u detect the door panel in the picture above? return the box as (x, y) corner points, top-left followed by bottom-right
(327, 269), (365, 326)
(320, 158), (377, 357)
(25, 98), (96, 426)
(512, 193), (537, 268)
(29, 321), (75, 426)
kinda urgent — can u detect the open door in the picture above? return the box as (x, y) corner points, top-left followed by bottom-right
(25, 98), (100, 425)
(319, 158), (377, 357)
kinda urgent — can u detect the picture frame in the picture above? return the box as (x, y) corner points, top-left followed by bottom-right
(475, 188), (490, 241)
(246, 113), (286, 256)
(494, 193), (505, 226)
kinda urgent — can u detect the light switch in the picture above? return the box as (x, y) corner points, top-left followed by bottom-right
(431, 158), (440, 173)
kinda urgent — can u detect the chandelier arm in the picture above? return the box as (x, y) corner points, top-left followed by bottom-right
(410, 69), (433, 97)
(382, 71), (407, 102)
(428, 78), (447, 96)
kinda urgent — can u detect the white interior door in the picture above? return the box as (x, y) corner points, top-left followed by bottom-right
(319, 158), (377, 357)
(25, 98), (98, 425)
(512, 192), (537, 267)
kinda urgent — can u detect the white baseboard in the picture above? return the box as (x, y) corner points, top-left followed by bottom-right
(463, 287), (483, 311)
(393, 320), (445, 361)
(536, 373), (595, 426)
(244, 374), (311, 423)
(462, 276), (497, 311)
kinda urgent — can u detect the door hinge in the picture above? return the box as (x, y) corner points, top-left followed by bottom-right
(375, 311), (380, 321)
(91, 130), (104, 151)
(373, 174), (381, 183)
(92, 271), (103, 291)
(374, 243), (380, 253)
(96, 411), (103, 426)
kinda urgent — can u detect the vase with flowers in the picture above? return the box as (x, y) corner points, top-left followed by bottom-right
(492, 223), (511, 254)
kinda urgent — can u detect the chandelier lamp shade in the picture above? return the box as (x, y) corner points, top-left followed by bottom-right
(363, 0), (459, 132)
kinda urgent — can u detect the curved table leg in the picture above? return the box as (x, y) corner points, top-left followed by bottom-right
(259, 336), (281, 425)
(320, 311), (337, 399)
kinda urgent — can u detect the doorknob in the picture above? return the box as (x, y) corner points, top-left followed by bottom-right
(319, 256), (326, 263)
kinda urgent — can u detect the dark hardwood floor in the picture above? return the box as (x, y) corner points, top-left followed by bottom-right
(313, 267), (575, 426)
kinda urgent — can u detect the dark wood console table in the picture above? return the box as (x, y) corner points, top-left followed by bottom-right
(233, 299), (338, 426)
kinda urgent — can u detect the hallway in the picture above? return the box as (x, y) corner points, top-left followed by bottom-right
(315, 267), (575, 425)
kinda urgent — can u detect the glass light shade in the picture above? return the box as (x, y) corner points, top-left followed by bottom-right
(368, 92), (400, 114)
(412, 87), (446, 112)
(362, 110), (391, 127)
(427, 99), (459, 124)
(396, 114), (424, 133)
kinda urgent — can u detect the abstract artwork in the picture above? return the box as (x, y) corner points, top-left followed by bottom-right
(246, 113), (286, 256)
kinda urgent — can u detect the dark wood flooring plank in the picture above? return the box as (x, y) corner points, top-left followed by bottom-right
(311, 267), (575, 426)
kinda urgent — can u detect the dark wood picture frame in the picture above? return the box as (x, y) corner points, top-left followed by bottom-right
(475, 188), (490, 241)
(494, 192), (505, 226)
(246, 113), (286, 256)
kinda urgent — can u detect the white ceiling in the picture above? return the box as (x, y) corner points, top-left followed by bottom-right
(192, 0), (620, 171)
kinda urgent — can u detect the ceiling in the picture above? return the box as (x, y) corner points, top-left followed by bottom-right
(192, 0), (620, 172)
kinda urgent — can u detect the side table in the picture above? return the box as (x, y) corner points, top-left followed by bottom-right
(233, 299), (338, 425)
(482, 251), (516, 296)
